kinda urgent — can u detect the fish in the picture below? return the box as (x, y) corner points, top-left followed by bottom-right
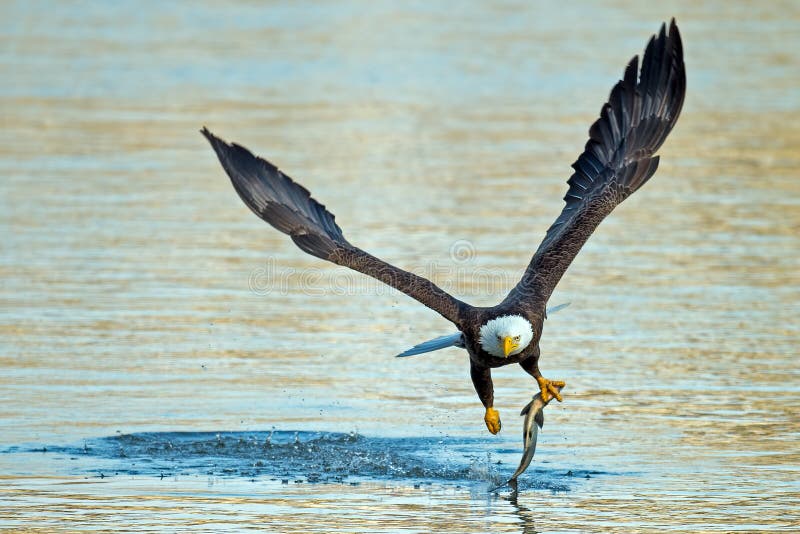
(492, 384), (564, 494)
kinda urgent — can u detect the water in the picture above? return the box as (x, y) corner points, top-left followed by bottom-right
(2, 1), (799, 531)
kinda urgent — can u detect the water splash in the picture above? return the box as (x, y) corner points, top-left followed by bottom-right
(17, 431), (595, 491)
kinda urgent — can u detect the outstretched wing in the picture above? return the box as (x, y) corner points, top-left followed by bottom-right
(504, 20), (685, 306)
(202, 128), (466, 324)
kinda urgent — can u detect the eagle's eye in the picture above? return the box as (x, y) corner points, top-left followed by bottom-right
(513, 335), (520, 342)
(496, 334), (502, 341)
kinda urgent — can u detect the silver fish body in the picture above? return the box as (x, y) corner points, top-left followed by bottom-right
(496, 385), (564, 493)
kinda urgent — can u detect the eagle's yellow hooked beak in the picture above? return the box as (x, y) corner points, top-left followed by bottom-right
(502, 336), (519, 357)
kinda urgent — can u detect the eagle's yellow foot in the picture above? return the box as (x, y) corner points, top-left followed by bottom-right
(536, 376), (566, 403)
(484, 407), (501, 434)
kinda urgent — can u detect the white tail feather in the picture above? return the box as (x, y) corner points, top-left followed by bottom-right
(396, 332), (464, 358)
(546, 302), (571, 317)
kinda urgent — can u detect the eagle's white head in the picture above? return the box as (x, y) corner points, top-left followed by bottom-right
(479, 315), (534, 358)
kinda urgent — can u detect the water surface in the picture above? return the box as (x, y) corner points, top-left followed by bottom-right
(1, 1), (799, 532)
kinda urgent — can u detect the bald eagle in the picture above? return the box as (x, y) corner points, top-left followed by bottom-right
(203, 20), (685, 435)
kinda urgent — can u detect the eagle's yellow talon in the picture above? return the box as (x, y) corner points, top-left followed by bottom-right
(536, 376), (566, 403)
(484, 407), (501, 434)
